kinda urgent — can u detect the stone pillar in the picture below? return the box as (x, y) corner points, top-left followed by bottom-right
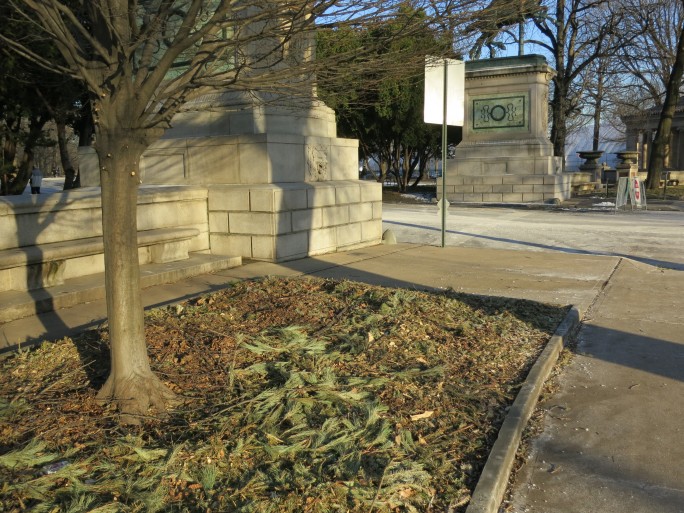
(443, 55), (567, 204)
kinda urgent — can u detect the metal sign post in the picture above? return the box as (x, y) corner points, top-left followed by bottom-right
(424, 57), (464, 247)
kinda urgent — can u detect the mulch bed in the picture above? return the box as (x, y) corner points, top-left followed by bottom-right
(0, 276), (567, 512)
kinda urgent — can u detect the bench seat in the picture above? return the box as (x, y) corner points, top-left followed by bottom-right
(0, 227), (199, 292)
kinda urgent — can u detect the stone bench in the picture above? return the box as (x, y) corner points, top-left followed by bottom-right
(0, 227), (199, 291)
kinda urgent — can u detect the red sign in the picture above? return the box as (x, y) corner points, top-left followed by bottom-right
(633, 178), (640, 202)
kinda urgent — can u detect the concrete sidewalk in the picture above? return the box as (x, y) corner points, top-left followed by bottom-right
(1, 243), (682, 512)
(507, 258), (684, 513)
(0, 244), (614, 350)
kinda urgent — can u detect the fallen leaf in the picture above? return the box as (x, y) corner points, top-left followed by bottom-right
(410, 410), (434, 421)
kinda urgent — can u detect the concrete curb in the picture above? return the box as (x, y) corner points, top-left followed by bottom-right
(465, 305), (582, 513)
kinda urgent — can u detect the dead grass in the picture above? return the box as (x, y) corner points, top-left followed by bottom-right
(0, 277), (568, 513)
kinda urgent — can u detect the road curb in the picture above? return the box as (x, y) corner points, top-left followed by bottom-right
(465, 305), (582, 513)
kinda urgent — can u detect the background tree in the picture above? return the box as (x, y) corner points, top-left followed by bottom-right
(528, 0), (622, 166)
(318, 3), (460, 191)
(645, 13), (684, 189)
(612, 0), (684, 189)
(0, 3), (90, 195)
(614, 0), (684, 111)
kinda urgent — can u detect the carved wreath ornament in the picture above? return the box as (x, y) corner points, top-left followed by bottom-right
(307, 144), (329, 181)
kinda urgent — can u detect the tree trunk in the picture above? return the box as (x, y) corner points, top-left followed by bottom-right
(550, 81), (568, 167)
(592, 63), (605, 152)
(56, 120), (75, 179)
(94, 132), (176, 423)
(646, 23), (684, 190)
(7, 113), (48, 194)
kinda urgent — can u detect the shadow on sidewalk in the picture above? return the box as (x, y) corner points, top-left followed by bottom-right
(383, 220), (684, 271)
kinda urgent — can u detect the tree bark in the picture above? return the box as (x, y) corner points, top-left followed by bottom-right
(646, 22), (684, 190)
(56, 121), (75, 178)
(93, 131), (176, 423)
(7, 113), (48, 194)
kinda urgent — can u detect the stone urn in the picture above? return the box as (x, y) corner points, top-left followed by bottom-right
(615, 151), (638, 164)
(577, 150), (604, 182)
(614, 151), (639, 178)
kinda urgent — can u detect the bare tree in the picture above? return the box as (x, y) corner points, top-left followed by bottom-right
(528, 0), (622, 165)
(2, 0), (474, 421)
(646, 14), (684, 188)
(0, 0), (383, 421)
(615, 0), (684, 111)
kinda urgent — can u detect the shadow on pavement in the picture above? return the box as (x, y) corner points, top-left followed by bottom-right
(383, 220), (684, 271)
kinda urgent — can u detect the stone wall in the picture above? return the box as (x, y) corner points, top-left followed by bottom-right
(0, 186), (209, 292)
(208, 181), (382, 261)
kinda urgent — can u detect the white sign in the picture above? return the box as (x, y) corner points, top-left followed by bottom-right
(616, 177), (647, 210)
(424, 57), (465, 126)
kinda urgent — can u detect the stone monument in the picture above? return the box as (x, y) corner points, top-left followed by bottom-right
(80, 19), (382, 262)
(441, 55), (570, 203)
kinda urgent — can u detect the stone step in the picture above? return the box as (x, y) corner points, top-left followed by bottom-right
(0, 253), (241, 324)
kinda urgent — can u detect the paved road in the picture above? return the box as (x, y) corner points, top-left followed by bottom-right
(382, 203), (684, 270)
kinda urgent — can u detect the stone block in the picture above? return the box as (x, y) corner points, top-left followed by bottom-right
(483, 176), (505, 185)
(360, 182), (382, 202)
(141, 151), (187, 184)
(372, 201), (383, 219)
(502, 174), (525, 184)
(322, 205), (350, 227)
(229, 212), (273, 235)
(210, 234), (252, 257)
(309, 227), (337, 253)
(336, 184), (361, 204)
(270, 141), (306, 182)
(491, 184), (513, 193)
(513, 184), (535, 193)
(251, 236), (275, 260)
(191, 230), (210, 253)
(502, 193), (524, 202)
(275, 232), (309, 261)
(447, 193), (465, 202)
(188, 140), (240, 184)
(330, 143), (359, 181)
(63, 254), (104, 280)
(209, 187), (250, 211)
(250, 189), (274, 211)
(336, 223), (362, 247)
(533, 184), (558, 193)
(150, 239), (191, 263)
(238, 142), (271, 183)
(522, 193), (544, 202)
(176, 200), (208, 226)
(464, 193), (484, 202)
(361, 220), (383, 242)
(292, 208), (322, 231)
(350, 202), (373, 223)
(454, 184), (474, 193)
(209, 212), (229, 233)
(483, 162), (507, 175)
(535, 159), (555, 174)
(274, 188), (308, 211)
(307, 186), (336, 208)
(482, 193), (503, 202)
(522, 175), (545, 185)
(474, 184), (493, 193)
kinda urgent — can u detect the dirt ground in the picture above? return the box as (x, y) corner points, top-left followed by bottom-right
(0, 276), (567, 513)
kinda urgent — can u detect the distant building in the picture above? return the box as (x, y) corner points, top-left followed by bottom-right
(622, 99), (684, 173)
